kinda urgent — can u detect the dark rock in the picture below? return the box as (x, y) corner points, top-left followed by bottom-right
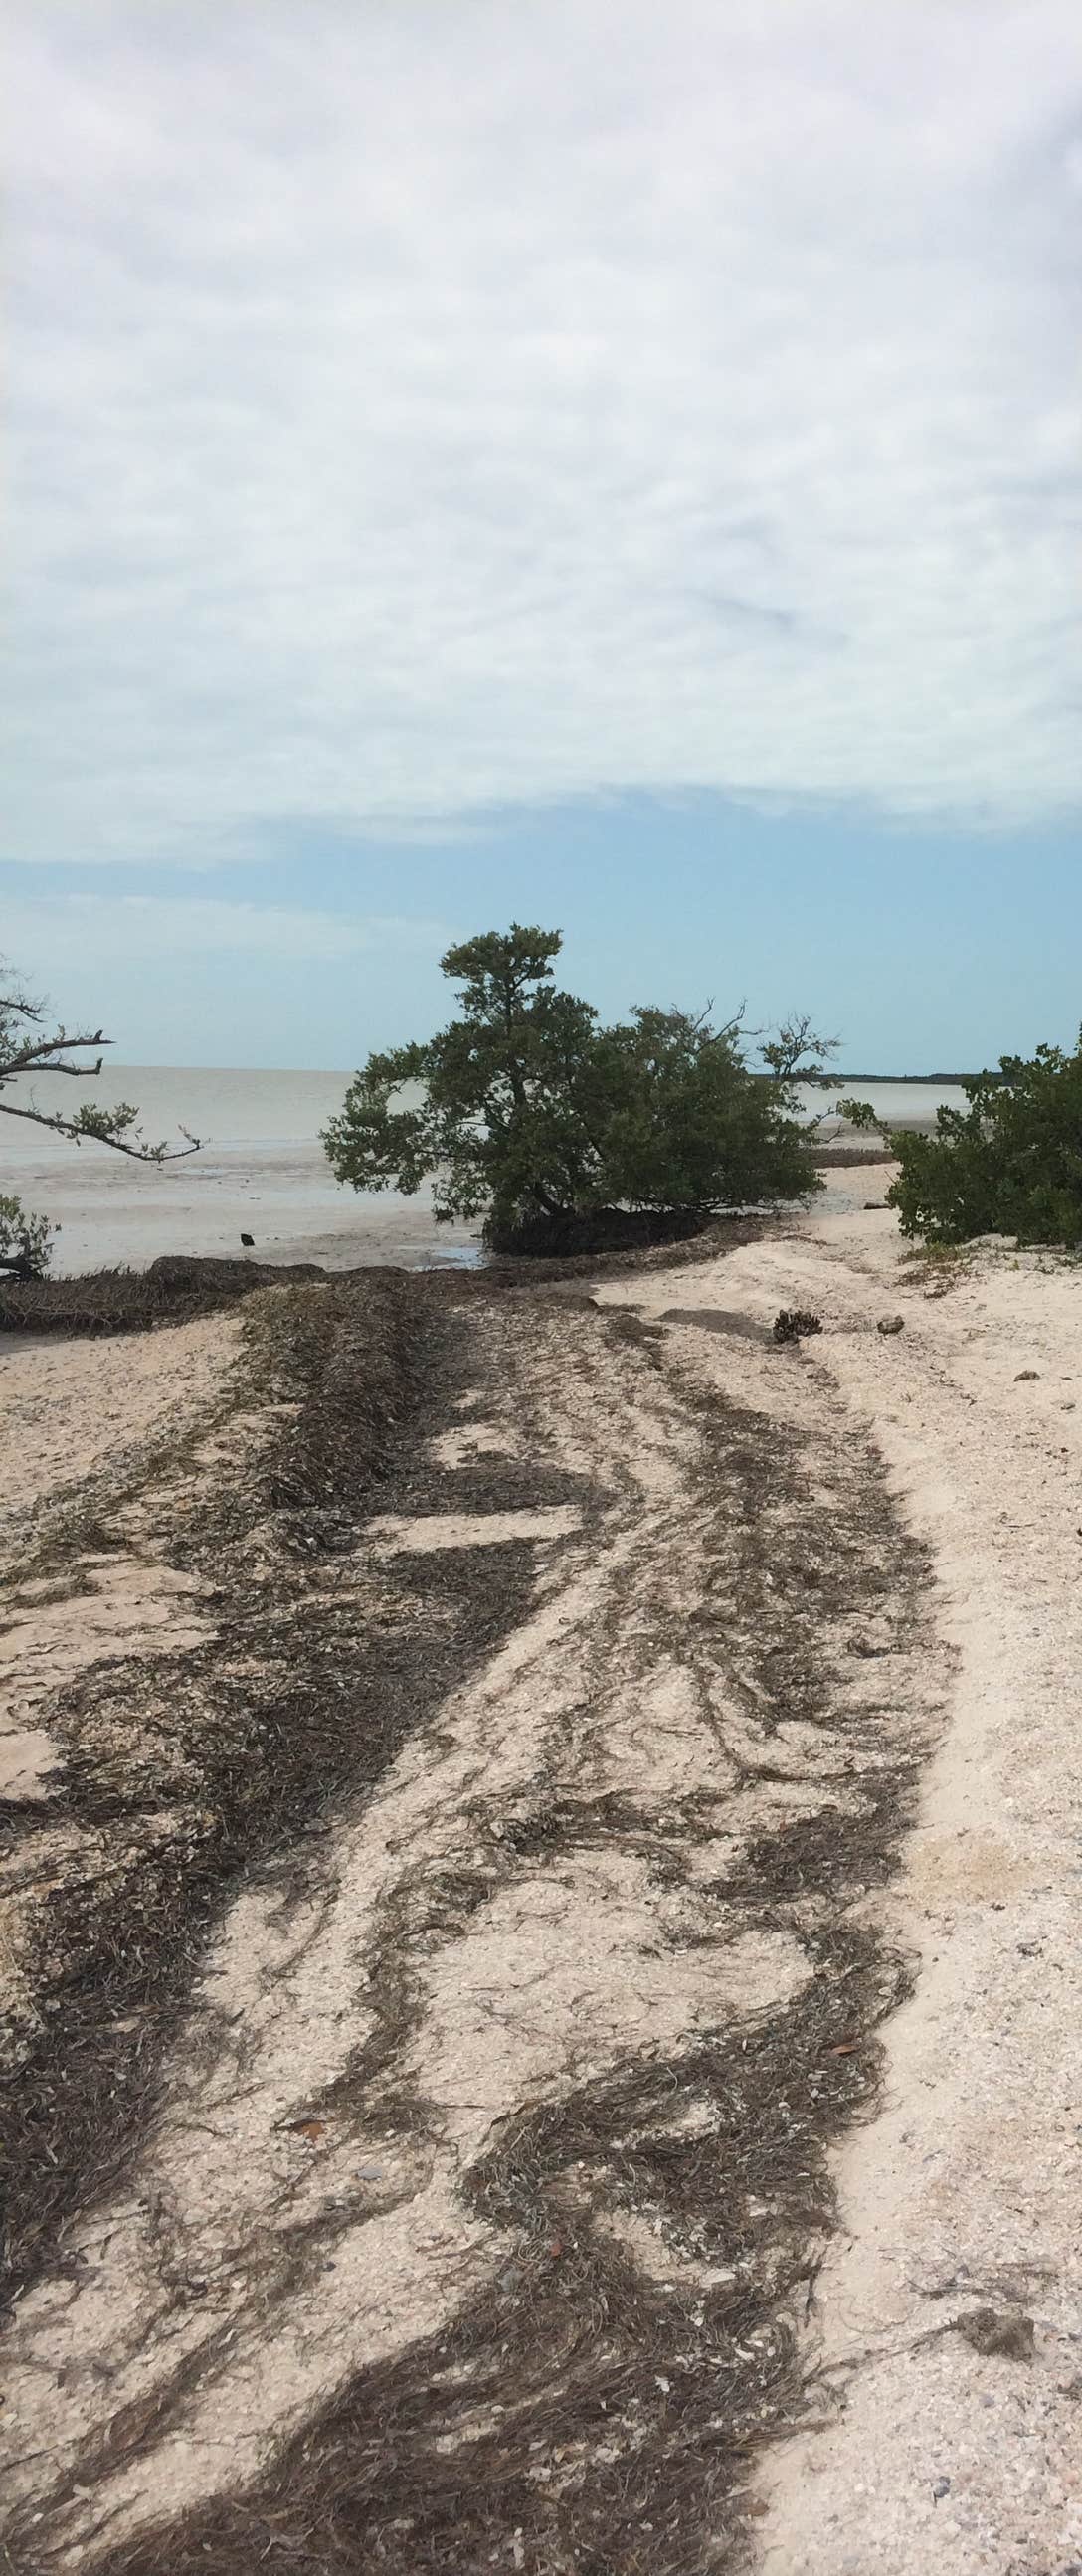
(956, 2306), (1035, 2361)
(773, 1308), (822, 1345)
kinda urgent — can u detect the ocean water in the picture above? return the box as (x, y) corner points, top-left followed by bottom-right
(0, 1065), (352, 1163)
(0, 1067), (444, 1274)
(1, 1066), (971, 1166)
(793, 1078), (971, 1132)
(0, 1067), (967, 1274)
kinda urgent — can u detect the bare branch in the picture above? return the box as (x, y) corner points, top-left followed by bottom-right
(2, 965), (198, 1168)
(762, 1015), (840, 1084)
(2, 1047), (108, 1080)
(0, 1099), (201, 1160)
(1, 1028), (111, 1072)
(0, 967), (45, 1027)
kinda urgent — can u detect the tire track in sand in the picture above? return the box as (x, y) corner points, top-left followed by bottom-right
(2, 1274), (939, 2573)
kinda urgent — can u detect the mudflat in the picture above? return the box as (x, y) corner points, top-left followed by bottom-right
(1, 1135), (483, 1274)
(1, 1204), (1079, 2574)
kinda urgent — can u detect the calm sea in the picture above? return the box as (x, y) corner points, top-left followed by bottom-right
(0, 1065), (971, 1166)
(1, 1065), (353, 1163)
(0, 1068), (967, 1273)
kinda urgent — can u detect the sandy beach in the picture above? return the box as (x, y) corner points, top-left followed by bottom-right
(2, 1201), (1078, 2573)
(604, 1209), (1082, 2573)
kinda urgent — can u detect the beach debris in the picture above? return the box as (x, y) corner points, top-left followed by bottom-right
(241, 1231), (255, 1247)
(773, 1308), (822, 1344)
(1014, 1369), (1039, 1381)
(877, 1315), (905, 1335)
(955, 2307), (1035, 2361)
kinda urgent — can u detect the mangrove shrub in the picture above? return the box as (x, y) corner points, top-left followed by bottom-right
(323, 925), (833, 1250)
(840, 1034), (1082, 1245)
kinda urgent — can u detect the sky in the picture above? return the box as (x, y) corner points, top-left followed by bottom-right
(4, 0), (1081, 1068)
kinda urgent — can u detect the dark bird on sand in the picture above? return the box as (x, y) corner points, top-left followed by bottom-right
(241, 1233), (255, 1248)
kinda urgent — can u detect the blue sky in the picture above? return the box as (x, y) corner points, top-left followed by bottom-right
(4, 1), (1081, 1068)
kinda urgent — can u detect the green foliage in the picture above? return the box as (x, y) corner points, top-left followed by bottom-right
(322, 928), (598, 1235)
(840, 1036), (1082, 1245)
(584, 1005), (828, 1215)
(323, 925), (833, 1244)
(0, 1192), (55, 1278)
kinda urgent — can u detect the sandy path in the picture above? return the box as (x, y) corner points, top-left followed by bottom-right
(0, 1313), (243, 1544)
(6, 1212), (1078, 2571)
(601, 1212), (1082, 2572)
(1, 1270), (932, 2571)
(0, 1315), (242, 1812)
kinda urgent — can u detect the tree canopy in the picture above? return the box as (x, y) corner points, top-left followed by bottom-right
(840, 1036), (1082, 1246)
(322, 926), (834, 1249)
(1, 960), (200, 1275)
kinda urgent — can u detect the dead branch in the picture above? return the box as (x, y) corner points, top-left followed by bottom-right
(0, 1099), (201, 1160)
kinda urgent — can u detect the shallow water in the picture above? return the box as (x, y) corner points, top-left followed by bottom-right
(1, 1065), (352, 1161)
(2, 1067), (969, 1165)
(1, 1067), (944, 1274)
(793, 1078), (969, 1131)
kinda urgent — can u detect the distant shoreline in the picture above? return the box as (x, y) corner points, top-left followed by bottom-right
(819, 1072), (996, 1085)
(755, 1070), (996, 1085)
(812, 1145), (898, 1168)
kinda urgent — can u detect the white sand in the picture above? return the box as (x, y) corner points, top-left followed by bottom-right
(0, 1315), (242, 1810)
(0, 1310), (244, 1535)
(3, 1207), (1081, 2570)
(600, 1210), (1082, 2573)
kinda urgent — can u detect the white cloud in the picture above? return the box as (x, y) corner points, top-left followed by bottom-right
(5, 0), (1082, 862)
(5, 891), (443, 963)
(3, 893), (447, 967)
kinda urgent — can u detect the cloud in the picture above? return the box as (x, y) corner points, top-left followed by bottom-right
(6, 0), (1082, 865)
(3, 893), (448, 968)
